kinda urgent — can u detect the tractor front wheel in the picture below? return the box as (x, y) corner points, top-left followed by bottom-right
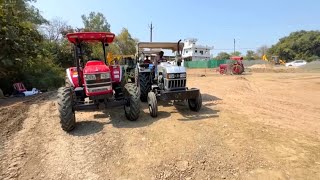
(147, 92), (158, 117)
(188, 91), (202, 112)
(124, 83), (140, 121)
(57, 87), (75, 132)
(139, 73), (151, 102)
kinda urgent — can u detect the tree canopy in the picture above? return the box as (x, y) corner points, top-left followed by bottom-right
(268, 30), (320, 61)
(81, 12), (110, 32)
(0, 2), (138, 95)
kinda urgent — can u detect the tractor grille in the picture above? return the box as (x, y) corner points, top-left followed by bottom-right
(167, 79), (186, 89)
(85, 77), (112, 93)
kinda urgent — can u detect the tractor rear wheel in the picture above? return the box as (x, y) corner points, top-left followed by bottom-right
(188, 91), (202, 112)
(57, 87), (75, 132)
(124, 83), (140, 121)
(147, 92), (158, 117)
(139, 72), (151, 102)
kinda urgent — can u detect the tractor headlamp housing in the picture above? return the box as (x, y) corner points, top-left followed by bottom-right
(100, 73), (110, 79)
(180, 73), (186, 78)
(167, 73), (175, 79)
(85, 74), (96, 80)
(166, 73), (186, 79)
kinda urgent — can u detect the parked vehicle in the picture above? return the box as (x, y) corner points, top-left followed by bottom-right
(135, 40), (202, 117)
(285, 60), (307, 67)
(57, 32), (140, 132)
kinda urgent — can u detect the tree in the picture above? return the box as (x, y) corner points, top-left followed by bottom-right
(81, 12), (110, 32)
(0, 0), (45, 74)
(115, 28), (136, 55)
(256, 45), (269, 58)
(230, 51), (242, 56)
(245, 50), (256, 60)
(268, 30), (320, 61)
(0, 0), (64, 93)
(215, 52), (230, 60)
(40, 17), (71, 42)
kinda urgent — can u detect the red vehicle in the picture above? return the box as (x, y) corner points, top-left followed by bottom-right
(219, 56), (245, 75)
(57, 32), (140, 132)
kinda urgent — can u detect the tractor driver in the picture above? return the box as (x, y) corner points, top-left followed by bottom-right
(155, 51), (166, 64)
(143, 56), (151, 64)
(153, 51), (167, 80)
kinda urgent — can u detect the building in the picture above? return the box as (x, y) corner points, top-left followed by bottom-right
(182, 38), (213, 61)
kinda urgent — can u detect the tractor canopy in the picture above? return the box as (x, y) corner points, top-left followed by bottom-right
(230, 56), (243, 60)
(137, 42), (184, 53)
(66, 32), (115, 44)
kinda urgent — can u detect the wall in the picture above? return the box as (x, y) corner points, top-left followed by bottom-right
(184, 59), (227, 68)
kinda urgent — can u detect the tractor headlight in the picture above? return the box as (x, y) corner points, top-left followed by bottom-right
(167, 73), (175, 79)
(180, 73), (186, 78)
(85, 74), (96, 80)
(100, 73), (110, 79)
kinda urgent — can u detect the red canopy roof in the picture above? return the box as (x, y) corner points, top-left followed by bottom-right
(230, 56), (243, 60)
(66, 32), (115, 44)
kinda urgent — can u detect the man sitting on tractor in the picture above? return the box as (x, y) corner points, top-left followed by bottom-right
(143, 56), (152, 64)
(155, 51), (167, 64)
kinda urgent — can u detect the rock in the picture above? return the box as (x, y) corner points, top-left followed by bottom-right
(221, 175), (226, 179)
(176, 160), (189, 171)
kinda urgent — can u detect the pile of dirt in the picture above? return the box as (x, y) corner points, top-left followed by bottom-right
(249, 64), (272, 69)
(248, 64), (301, 73)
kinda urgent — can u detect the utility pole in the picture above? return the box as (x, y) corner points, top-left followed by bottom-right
(148, 22), (154, 42)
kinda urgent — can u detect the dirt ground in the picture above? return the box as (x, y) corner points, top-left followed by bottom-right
(1, 70), (320, 180)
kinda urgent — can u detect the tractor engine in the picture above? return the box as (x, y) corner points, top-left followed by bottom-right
(158, 63), (187, 91)
(83, 61), (113, 97)
(66, 60), (113, 100)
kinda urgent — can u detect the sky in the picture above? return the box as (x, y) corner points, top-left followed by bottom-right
(33, 0), (320, 56)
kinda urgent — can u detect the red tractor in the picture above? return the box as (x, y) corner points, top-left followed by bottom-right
(57, 32), (140, 132)
(219, 56), (245, 75)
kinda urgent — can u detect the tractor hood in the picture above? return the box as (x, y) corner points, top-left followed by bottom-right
(158, 62), (186, 74)
(83, 60), (110, 74)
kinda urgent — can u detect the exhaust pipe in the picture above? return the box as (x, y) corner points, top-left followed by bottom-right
(177, 39), (182, 66)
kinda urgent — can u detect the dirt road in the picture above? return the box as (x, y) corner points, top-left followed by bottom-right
(1, 72), (320, 180)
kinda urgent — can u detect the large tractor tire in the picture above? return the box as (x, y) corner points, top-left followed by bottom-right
(65, 76), (71, 87)
(57, 87), (75, 132)
(232, 64), (243, 75)
(188, 91), (202, 112)
(139, 72), (151, 102)
(147, 92), (158, 117)
(124, 83), (140, 121)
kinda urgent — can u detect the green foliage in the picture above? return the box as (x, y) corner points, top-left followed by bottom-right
(245, 50), (256, 60)
(81, 12), (110, 32)
(230, 51), (242, 57)
(215, 52), (230, 60)
(80, 13), (137, 57)
(114, 28), (136, 55)
(268, 30), (320, 62)
(0, 0), (64, 94)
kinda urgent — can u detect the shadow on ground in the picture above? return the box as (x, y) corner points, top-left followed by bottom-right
(173, 101), (220, 121)
(108, 104), (171, 129)
(68, 94), (222, 135)
(69, 121), (106, 136)
(201, 93), (222, 102)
